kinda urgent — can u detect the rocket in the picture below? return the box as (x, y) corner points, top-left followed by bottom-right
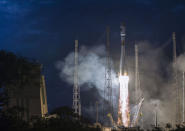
(117, 23), (130, 127)
(119, 23), (126, 76)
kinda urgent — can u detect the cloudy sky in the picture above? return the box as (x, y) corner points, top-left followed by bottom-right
(0, 0), (185, 113)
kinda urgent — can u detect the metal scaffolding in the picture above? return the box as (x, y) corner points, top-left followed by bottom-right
(103, 26), (113, 123)
(172, 32), (180, 123)
(72, 40), (81, 116)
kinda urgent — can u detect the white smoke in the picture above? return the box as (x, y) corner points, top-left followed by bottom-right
(127, 40), (177, 128)
(56, 45), (119, 97)
(56, 39), (184, 128)
(176, 53), (185, 72)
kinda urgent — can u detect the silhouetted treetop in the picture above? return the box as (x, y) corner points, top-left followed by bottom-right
(0, 50), (41, 88)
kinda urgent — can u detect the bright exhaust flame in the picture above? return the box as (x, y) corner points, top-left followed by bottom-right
(117, 73), (130, 127)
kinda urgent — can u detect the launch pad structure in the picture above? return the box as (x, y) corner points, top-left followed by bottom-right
(103, 26), (113, 124)
(103, 23), (144, 129)
(72, 39), (81, 116)
(172, 32), (181, 124)
(71, 23), (145, 129)
(69, 23), (185, 131)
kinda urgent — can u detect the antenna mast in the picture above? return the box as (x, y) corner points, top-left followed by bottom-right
(103, 26), (113, 123)
(96, 101), (99, 124)
(172, 32), (180, 123)
(135, 44), (139, 102)
(183, 72), (185, 122)
(73, 40), (81, 116)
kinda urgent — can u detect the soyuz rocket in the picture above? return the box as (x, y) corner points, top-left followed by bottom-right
(120, 23), (126, 75)
(117, 23), (130, 127)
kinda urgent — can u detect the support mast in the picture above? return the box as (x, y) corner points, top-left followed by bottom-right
(134, 44), (143, 127)
(183, 72), (185, 122)
(104, 26), (113, 115)
(73, 40), (81, 116)
(96, 101), (99, 124)
(135, 44), (139, 102)
(172, 32), (180, 123)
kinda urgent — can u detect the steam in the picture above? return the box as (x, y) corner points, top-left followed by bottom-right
(56, 45), (119, 124)
(56, 45), (118, 97)
(56, 39), (185, 128)
(176, 53), (185, 72)
(127, 40), (176, 128)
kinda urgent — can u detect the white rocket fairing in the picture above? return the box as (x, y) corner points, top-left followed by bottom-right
(119, 23), (126, 75)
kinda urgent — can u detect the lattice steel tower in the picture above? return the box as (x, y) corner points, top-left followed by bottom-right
(135, 44), (144, 128)
(73, 40), (81, 116)
(104, 26), (113, 116)
(172, 32), (180, 123)
(135, 44), (139, 102)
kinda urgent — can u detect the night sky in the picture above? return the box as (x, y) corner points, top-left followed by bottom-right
(1, 0), (185, 112)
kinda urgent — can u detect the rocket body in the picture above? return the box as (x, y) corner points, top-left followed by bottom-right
(117, 23), (130, 127)
(119, 23), (126, 75)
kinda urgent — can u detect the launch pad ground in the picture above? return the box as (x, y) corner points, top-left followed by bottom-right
(102, 126), (143, 131)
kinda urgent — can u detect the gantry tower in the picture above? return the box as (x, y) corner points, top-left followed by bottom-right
(172, 32), (180, 123)
(183, 71), (185, 122)
(134, 44), (144, 128)
(103, 26), (113, 121)
(135, 44), (139, 102)
(73, 40), (81, 116)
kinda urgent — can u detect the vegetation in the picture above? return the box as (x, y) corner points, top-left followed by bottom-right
(0, 50), (100, 131)
(1, 51), (185, 131)
(0, 105), (101, 131)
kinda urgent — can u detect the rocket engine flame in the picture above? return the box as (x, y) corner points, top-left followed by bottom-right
(117, 23), (130, 127)
(117, 74), (130, 127)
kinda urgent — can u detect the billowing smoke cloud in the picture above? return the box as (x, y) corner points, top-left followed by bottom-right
(132, 40), (176, 128)
(56, 39), (183, 129)
(56, 44), (119, 123)
(177, 53), (185, 72)
(56, 45), (118, 94)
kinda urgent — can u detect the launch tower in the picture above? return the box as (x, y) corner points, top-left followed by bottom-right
(172, 32), (180, 124)
(103, 26), (113, 120)
(103, 27), (113, 125)
(73, 40), (81, 116)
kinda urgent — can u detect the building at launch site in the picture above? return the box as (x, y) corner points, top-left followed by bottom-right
(5, 63), (48, 121)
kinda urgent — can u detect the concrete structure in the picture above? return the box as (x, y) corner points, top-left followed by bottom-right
(6, 64), (48, 120)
